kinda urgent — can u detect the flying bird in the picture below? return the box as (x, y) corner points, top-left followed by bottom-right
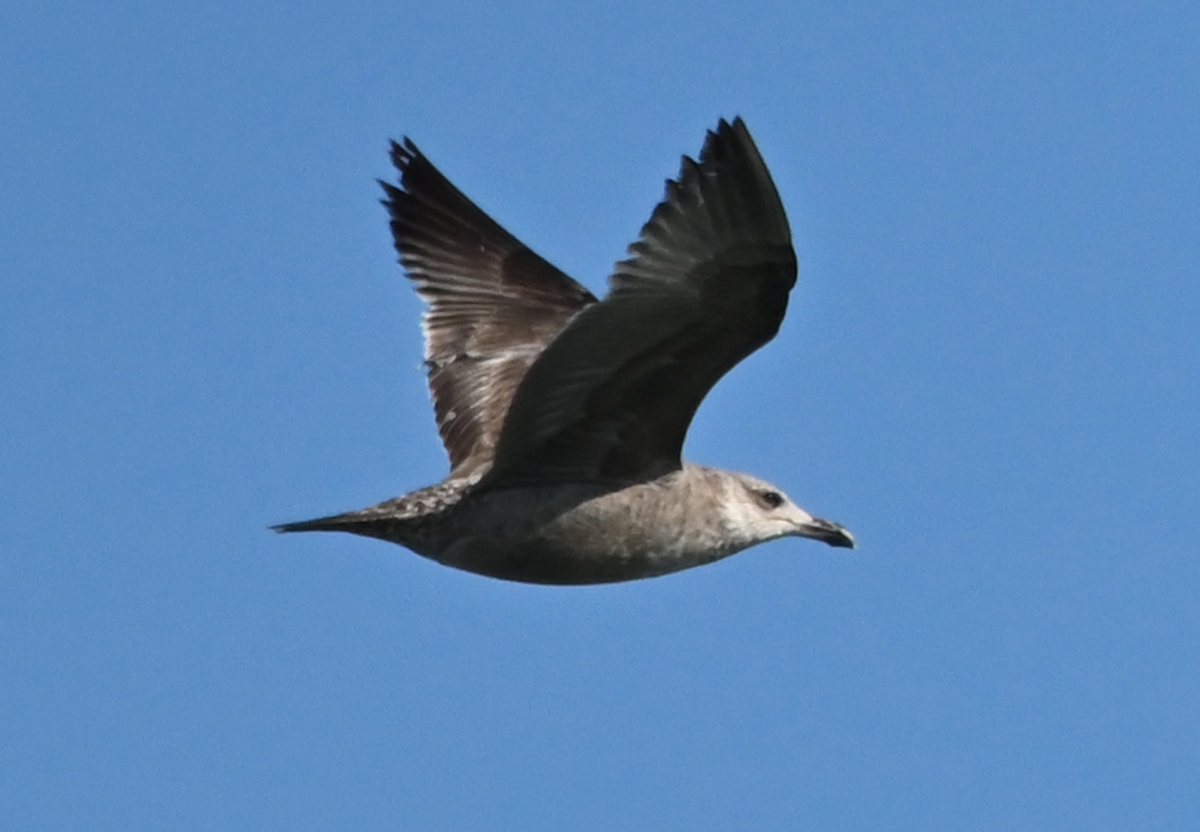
(275, 118), (854, 584)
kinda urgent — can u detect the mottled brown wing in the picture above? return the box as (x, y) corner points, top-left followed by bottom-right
(481, 118), (797, 489)
(382, 140), (597, 477)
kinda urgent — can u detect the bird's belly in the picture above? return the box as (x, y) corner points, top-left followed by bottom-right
(419, 481), (739, 585)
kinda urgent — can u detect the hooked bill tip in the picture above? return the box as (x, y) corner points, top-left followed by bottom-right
(801, 517), (856, 549)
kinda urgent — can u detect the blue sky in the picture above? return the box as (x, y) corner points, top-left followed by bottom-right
(3, 0), (1198, 829)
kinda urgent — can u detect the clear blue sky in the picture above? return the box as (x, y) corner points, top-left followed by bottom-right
(3, 1), (1198, 829)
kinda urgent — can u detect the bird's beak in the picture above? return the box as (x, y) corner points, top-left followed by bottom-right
(796, 516), (856, 549)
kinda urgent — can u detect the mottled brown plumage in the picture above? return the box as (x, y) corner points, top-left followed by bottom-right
(380, 140), (597, 478)
(276, 118), (854, 584)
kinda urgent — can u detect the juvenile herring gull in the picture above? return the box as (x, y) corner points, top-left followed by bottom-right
(275, 117), (854, 584)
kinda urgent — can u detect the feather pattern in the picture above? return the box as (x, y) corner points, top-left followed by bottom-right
(381, 140), (596, 477)
(482, 118), (797, 488)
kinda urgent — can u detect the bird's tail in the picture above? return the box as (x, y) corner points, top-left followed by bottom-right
(272, 514), (355, 534)
(271, 509), (395, 539)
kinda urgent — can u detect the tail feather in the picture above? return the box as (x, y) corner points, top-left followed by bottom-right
(271, 509), (408, 546)
(272, 508), (383, 535)
(272, 515), (353, 534)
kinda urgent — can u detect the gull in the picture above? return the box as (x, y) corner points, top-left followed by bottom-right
(275, 118), (854, 584)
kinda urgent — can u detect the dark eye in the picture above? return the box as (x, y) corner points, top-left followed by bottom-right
(757, 490), (784, 509)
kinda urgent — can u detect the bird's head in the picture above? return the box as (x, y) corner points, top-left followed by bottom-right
(719, 472), (856, 550)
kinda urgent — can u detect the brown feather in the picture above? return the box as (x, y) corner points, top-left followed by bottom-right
(381, 141), (596, 476)
(482, 118), (798, 488)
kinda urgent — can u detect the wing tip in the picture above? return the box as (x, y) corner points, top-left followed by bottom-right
(389, 137), (422, 172)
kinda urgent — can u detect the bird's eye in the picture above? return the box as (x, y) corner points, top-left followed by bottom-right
(757, 490), (785, 509)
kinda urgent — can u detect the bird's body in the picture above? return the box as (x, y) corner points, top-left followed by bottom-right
(277, 118), (854, 584)
(284, 464), (849, 584)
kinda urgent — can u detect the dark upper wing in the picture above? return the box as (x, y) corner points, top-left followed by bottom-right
(381, 139), (597, 478)
(479, 118), (798, 489)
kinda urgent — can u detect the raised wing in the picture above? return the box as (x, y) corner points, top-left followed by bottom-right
(480, 118), (798, 489)
(382, 140), (597, 478)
